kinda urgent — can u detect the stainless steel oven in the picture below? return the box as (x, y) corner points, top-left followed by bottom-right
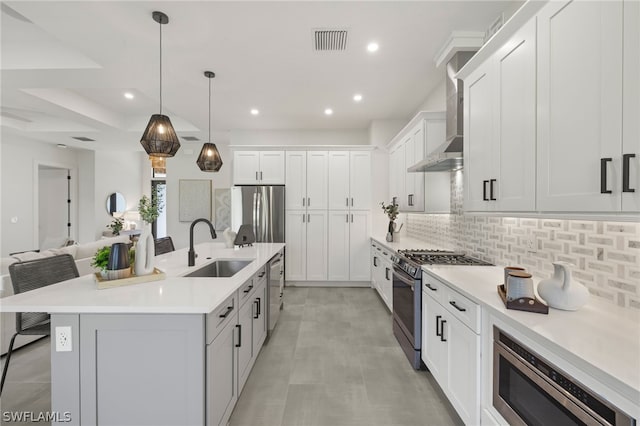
(493, 327), (635, 426)
(392, 264), (422, 369)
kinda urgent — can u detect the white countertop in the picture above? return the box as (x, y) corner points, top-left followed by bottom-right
(422, 264), (640, 408)
(370, 234), (447, 252)
(0, 243), (284, 315)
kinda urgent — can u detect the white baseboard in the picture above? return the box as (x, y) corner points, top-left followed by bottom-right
(286, 280), (372, 288)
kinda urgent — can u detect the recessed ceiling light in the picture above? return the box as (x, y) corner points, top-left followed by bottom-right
(250, 109), (260, 116)
(124, 92), (134, 100)
(353, 94), (363, 102)
(367, 42), (379, 53)
(324, 108), (333, 116)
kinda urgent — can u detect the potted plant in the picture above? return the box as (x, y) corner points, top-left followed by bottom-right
(107, 216), (124, 236)
(381, 199), (402, 242)
(134, 190), (164, 276)
(91, 244), (133, 280)
(91, 246), (111, 275)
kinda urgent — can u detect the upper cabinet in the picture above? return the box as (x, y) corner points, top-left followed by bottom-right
(388, 112), (450, 213)
(327, 151), (371, 210)
(233, 151), (285, 185)
(285, 151), (328, 210)
(464, 19), (536, 212)
(459, 0), (639, 215)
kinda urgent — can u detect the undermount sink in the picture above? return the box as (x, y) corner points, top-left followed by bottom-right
(184, 260), (252, 278)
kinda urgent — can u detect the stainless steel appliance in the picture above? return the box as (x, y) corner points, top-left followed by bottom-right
(392, 249), (492, 369)
(267, 250), (284, 337)
(231, 186), (285, 243)
(493, 327), (635, 426)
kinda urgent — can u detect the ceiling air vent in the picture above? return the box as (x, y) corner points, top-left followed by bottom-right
(71, 136), (95, 142)
(313, 29), (348, 52)
(182, 136), (200, 141)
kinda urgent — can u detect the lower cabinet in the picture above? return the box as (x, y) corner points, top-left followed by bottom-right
(285, 210), (328, 281)
(422, 272), (481, 426)
(328, 211), (371, 281)
(207, 319), (237, 426)
(370, 241), (393, 311)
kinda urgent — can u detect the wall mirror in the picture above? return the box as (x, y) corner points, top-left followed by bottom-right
(106, 192), (126, 216)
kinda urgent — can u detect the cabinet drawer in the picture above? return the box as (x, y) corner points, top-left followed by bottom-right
(443, 286), (480, 334)
(239, 277), (256, 305)
(422, 272), (446, 305)
(206, 293), (238, 343)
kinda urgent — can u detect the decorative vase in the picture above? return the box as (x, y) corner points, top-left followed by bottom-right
(386, 221), (395, 242)
(105, 242), (131, 280)
(134, 223), (155, 276)
(537, 261), (589, 311)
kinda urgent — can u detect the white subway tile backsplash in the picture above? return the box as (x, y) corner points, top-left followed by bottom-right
(405, 171), (640, 310)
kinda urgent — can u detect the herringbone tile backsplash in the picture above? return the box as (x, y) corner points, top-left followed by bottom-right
(406, 171), (640, 310)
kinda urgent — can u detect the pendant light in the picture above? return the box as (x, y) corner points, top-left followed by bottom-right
(149, 155), (166, 174)
(140, 11), (180, 157)
(196, 71), (223, 172)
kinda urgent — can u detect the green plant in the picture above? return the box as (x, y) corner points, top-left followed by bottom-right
(380, 200), (399, 222)
(107, 217), (124, 235)
(91, 246), (111, 271)
(138, 189), (164, 224)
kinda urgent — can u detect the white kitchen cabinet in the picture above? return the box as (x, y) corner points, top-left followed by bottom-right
(404, 129), (424, 212)
(328, 151), (371, 210)
(233, 151), (285, 185)
(623, 0), (640, 212)
(389, 144), (405, 207)
(251, 279), (267, 355)
(237, 293), (253, 392)
(537, 0), (624, 212)
(421, 273), (481, 426)
(370, 241), (393, 311)
(207, 316), (236, 426)
(464, 18), (536, 212)
(285, 151), (328, 210)
(285, 210), (327, 281)
(328, 211), (371, 281)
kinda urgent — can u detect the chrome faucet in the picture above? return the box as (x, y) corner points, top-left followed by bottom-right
(188, 218), (217, 266)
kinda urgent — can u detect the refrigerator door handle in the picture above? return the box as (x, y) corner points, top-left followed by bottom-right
(253, 191), (259, 240)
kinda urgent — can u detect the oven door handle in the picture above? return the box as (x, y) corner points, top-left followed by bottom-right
(392, 268), (416, 288)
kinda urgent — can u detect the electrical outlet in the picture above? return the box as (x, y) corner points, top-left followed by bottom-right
(55, 326), (72, 352)
(525, 235), (537, 253)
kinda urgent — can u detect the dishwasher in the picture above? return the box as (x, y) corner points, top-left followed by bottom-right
(267, 249), (284, 338)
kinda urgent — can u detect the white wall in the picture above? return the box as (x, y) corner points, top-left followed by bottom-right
(414, 77), (446, 113)
(230, 129), (368, 146)
(38, 168), (69, 248)
(77, 149), (96, 243)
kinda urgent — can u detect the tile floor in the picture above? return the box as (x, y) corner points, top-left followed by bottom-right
(0, 287), (462, 426)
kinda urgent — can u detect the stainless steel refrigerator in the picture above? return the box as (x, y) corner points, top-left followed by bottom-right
(231, 186), (285, 243)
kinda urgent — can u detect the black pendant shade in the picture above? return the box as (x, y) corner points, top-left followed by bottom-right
(141, 114), (181, 157)
(140, 11), (180, 157)
(196, 143), (223, 172)
(197, 70), (223, 172)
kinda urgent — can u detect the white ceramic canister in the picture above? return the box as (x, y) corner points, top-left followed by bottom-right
(537, 261), (589, 311)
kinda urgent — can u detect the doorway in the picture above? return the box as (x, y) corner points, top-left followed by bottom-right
(151, 180), (167, 239)
(38, 165), (71, 249)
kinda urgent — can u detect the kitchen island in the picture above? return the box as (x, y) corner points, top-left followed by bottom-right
(0, 242), (285, 426)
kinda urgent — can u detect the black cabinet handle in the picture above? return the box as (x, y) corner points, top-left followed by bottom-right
(623, 153), (636, 193)
(435, 315), (442, 337)
(254, 300), (260, 319)
(373, 257), (378, 267)
(235, 324), (242, 347)
(601, 158), (613, 194)
(258, 272), (265, 278)
(385, 267), (390, 281)
(256, 297), (261, 316)
(482, 180), (489, 201)
(489, 179), (497, 201)
(425, 283), (437, 291)
(219, 305), (234, 318)
(243, 284), (254, 294)
(449, 301), (467, 312)
(440, 320), (447, 342)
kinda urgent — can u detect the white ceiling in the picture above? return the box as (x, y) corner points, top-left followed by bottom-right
(1, 1), (515, 152)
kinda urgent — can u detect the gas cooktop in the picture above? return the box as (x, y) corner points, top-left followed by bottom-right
(397, 249), (494, 266)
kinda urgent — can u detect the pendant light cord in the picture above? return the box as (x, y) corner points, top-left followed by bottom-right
(159, 19), (163, 115)
(208, 77), (212, 142)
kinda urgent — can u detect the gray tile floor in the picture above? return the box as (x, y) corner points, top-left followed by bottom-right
(0, 287), (462, 426)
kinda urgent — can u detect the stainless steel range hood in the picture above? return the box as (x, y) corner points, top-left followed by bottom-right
(408, 51), (474, 173)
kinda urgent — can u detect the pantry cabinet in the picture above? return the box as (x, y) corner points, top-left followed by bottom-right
(285, 151), (328, 210)
(623, 0), (640, 212)
(233, 151), (285, 185)
(464, 18), (536, 212)
(328, 211), (371, 281)
(284, 210), (327, 281)
(328, 151), (371, 210)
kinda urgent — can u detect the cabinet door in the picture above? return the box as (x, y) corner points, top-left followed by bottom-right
(407, 124), (426, 211)
(495, 18), (537, 211)
(349, 211), (371, 281)
(259, 151), (285, 184)
(285, 211), (306, 281)
(328, 152), (350, 209)
(350, 152), (371, 210)
(623, 0), (640, 212)
(537, 0), (623, 211)
(381, 260), (393, 312)
(233, 152), (260, 185)
(306, 211), (328, 281)
(285, 151), (306, 210)
(306, 151), (329, 210)
(446, 319), (480, 426)
(327, 211), (350, 281)
(389, 144), (405, 207)
(464, 62), (495, 212)
(208, 320), (237, 426)
(252, 281), (267, 361)
(237, 299), (254, 393)
(422, 295), (447, 384)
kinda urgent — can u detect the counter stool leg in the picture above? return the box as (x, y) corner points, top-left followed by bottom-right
(0, 333), (18, 397)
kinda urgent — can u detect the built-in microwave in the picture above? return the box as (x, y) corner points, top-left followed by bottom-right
(493, 327), (635, 426)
